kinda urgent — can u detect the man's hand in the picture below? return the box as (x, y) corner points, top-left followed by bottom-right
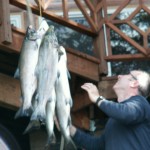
(81, 83), (100, 103)
(69, 125), (77, 137)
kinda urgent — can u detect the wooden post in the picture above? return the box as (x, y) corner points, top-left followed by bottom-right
(93, 0), (108, 75)
(0, 0), (12, 44)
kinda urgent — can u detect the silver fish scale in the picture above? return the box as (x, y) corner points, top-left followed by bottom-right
(15, 26), (40, 118)
(31, 26), (60, 122)
(55, 46), (72, 143)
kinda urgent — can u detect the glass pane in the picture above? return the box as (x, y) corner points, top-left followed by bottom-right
(131, 9), (150, 32)
(110, 29), (139, 55)
(47, 19), (94, 55)
(111, 60), (150, 76)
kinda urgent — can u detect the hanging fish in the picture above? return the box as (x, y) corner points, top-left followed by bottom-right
(14, 25), (39, 118)
(44, 88), (56, 148)
(55, 46), (73, 143)
(30, 26), (62, 122)
(14, 0), (49, 119)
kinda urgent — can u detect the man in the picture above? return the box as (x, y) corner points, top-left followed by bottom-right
(70, 70), (150, 150)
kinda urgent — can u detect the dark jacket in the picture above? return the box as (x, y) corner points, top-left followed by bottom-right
(72, 96), (150, 150)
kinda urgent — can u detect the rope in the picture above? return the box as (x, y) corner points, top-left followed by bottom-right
(38, 0), (42, 17)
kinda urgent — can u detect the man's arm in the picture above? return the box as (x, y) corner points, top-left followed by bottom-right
(81, 83), (146, 125)
(70, 125), (105, 150)
(98, 97), (146, 124)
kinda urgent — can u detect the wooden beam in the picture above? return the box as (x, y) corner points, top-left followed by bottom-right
(0, 0), (12, 44)
(72, 91), (91, 112)
(72, 109), (90, 130)
(62, 0), (68, 19)
(96, 1), (103, 13)
(0, 27), (100, 81)
(67, 48), (100, 82)
(84, 0), (97, 27)
(126, 5), (141, 21)
(75, 0), (98, 32)
(126, 22), (145, 36)
(98, 77), (117, 99)
(106, 23), (147, 55)
(9, 0), (97, 37)
(0, 27), (24, 53)
(104, 53), (149, 61)
(34, 0), (45, 10)
(142, 4), (150, 15)
(0, 73), (20, 110)
(109, 0), (130, 21)
(106, 0), (150, 7)
(94, 28), (108, 74)
(84, 0), (94, 12)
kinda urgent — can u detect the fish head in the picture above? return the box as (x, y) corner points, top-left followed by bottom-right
(25, 25), (38, 41)
(45, 25), (59, 48)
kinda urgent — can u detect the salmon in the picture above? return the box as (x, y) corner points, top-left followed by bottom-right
(14, 26), (39, 118)
(55, 46), (73, 143)
(30, 26), (60, 122)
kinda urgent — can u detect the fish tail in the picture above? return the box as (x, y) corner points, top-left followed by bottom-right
(30, 106), (46, 122)
(14, 108), (22, 119)
(64, 138), (77, 150)
(14, 68), (20, 79)
(23, 120), (41, 134)
(61, 127), (71, 144)
(49, 132), (56, 144)
(60, 135), (76, 150)
(67, 115), (72, 127)
(44, 133), (56, 149)
(14, 106), (33, 119)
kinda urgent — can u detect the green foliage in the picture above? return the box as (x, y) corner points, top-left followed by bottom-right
(110, 10), (150, 75)
(47, 19), (94, 56)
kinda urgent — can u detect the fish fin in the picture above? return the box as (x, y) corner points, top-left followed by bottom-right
(14, 107), (22, 119)
(34, 65), (39, 77)
(32, 90), (39, 101)
(14, 106), (33, 119)
(31, 91), (38, 109)
(68, 116), (72, 127)
(67, 69), (71, 79)
(49, 132), (56, 144)
(58, 47), (64, 56)
(70, 98), (73, 107)
(14, 68), (20, 79)
(65, 98), (73, 107)
(44, 133), (56, 149)
(58, 46), (64, 61)
(57, 70), (60, 79)
(35, 41), (39, 50)
(64, 138), (77, 150)
(23, 120), (41, 134)
(58, 47), (64, 60)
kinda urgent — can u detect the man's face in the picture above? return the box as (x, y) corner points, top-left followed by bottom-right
(113, 74), (132, 91)
(114, 71), (139, 90)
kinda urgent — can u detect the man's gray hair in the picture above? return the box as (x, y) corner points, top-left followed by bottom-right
(137, 71), (150, 97)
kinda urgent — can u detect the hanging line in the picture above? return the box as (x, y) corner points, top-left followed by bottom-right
(38, 0), (42, 17)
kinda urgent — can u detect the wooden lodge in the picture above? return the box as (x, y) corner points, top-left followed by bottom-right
(0, 0), (150, 149)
